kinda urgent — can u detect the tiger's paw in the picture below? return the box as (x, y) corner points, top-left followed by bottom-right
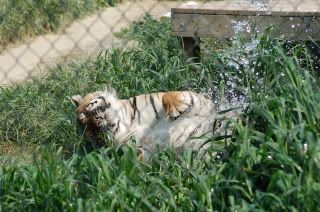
(136, 148), (145, 161)
(136, 147), (151, 161)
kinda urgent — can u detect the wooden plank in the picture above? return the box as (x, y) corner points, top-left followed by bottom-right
(172, 13), (320, 40)
(171, 0), (320, 40)
(172, 0), (320, 16)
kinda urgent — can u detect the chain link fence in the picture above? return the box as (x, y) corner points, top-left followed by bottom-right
(0, 0), (181, 85)
(0, 0), (319, 85)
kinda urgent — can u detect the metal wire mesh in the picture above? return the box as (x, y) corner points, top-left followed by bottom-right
(0, 0), (319, 85)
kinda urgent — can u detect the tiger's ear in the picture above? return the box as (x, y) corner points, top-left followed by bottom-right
(71, 95), (83, 107)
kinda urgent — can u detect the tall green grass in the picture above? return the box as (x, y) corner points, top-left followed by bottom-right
(0, 15), (320, 210)
(0, 146), (221, 211)
(0, 0), (119, 49)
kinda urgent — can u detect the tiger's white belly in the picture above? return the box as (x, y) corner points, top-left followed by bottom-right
(117, 112), (218, 156)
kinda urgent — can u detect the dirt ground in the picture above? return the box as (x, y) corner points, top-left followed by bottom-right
(0, 0), (181, 85)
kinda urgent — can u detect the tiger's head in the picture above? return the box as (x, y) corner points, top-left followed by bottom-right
(71, 88), (122, 144)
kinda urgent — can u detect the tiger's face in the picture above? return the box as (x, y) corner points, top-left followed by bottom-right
(71, 89), (122, 136)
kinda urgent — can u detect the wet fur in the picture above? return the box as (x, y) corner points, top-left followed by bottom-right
(72, 88), (220, 160)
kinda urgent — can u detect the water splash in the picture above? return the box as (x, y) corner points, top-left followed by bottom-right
(231, 20), (251, 34)
(211, 0), (275, 114)
(213, 35), (265, 114)
(247, 0), (272, 12)
(232, 0), (272, 35)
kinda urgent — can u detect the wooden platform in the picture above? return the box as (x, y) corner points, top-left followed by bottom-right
(171, 0), (320, 59)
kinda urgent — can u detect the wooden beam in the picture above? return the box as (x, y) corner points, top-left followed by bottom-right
(172, 0), (320, 17)
(171, 0), (320, 40)
(172, 14), (320, 40)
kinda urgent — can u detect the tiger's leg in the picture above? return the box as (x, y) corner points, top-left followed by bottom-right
(162, 91), (194, 119)
(136, 147), (153, 161)
(136, 147), (145, 161)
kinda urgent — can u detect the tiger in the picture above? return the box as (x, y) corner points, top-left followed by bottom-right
(71, 88), (232, 160)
